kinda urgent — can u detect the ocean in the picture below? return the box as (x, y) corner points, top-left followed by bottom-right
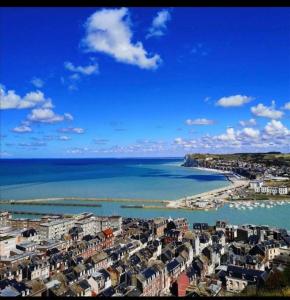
(0, 158), (290, 229)
(0, 158), (229, 200)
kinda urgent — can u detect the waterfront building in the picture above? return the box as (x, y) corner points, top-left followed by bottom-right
(38, 219), (74, 240)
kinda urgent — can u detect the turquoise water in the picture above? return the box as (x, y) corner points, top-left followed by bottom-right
(1, 158), (290, 229)
(0, 158), (229, 200)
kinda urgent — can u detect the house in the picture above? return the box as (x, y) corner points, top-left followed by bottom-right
(136, 266), (163, 296)
(164, 229), (183, 243)
(102, 228), (114, 248)
(89, 269), (112, 296)
(278, 186), (288, 195)
(16, 241), (37, 253)
(192, 223), (209, 233)
(0, 236), (16, 257)
(249, 180), (263, 190)
(249, 240), (285, 261)
(166, 256), (186, 280)
(21, 228), (39, 242)
(69, 279), (91, 296)
(224, 265), (269, 293)
(153, 218), (167, 238)
(89, 251), (111, 271)
(23, 259), (50, 280)
(170, 271), (190, 297)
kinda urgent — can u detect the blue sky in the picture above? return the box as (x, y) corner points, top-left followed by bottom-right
(1, 7), (290, 158)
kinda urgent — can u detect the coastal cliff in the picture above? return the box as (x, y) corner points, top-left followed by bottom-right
(182, 154), (199, 167)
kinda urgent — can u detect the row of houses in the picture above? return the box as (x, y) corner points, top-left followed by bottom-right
(249, 180), (289, 195)
(1, 213), (290, 296)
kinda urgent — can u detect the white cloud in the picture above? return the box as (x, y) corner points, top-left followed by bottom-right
(216, 127), (236, 141)
(264, 120), (289, 136)
(240, 127), (260, 139)
(283, 102), (290, 110)
(185, 118), (214, 125)
(59, 127), (85, 134)
(251, 101), (284, 119)
(0, 86), (46, 110)
(239, 118), (256, 127)
(42, 99), (54, 109)
(0, 151), (11, 158)
(147, 9), (171, 38)
(12, 125), (32, 133)
(28, 108), (68, 123)
(69, 74), (81, 81)
(66, 147), (89, 154)
(19, 142), (46, 147)
(83, 8), (161, 70)
(31, 77), (44, 88)
(216, 95), (253, 107)
(59, 135), (71, 141)
(64, 113), (74, 121)
(64, 61), (99, 75)
(68, 84), (78, 91)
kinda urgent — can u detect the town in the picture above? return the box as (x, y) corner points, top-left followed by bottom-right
(168, 153), (290, 211)
(0, 211), (290, 297)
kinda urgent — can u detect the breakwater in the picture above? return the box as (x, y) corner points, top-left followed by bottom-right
(0, 197), (168, 204)
(8, 202), (102, 208)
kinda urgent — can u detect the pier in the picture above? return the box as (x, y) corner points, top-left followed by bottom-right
(8, 202), (102, 208)
(0, 197), (168, 204)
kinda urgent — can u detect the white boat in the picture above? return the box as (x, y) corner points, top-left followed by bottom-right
(260, 203), (265, 208)
(248, 206), (254, 210)
(266, 205), (271, 208)
(229, 204), (234, 208)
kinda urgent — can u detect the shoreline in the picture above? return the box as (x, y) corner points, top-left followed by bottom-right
(191, 166), (231, 175)
(166, 165), (249, 209)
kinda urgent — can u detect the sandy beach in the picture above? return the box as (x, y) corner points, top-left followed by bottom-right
(166, 171), (249, 209)
(192, 166), (232, 174)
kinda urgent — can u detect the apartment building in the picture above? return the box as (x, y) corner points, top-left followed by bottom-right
(38, 219), (74, 240)
(0, 236), (16, 258)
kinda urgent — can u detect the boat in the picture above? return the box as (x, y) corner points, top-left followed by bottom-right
(266, 205), (271, 208)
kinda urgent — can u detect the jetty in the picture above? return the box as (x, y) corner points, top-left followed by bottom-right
(8, 202), (102, 208)
(0, 197), (168, 204)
